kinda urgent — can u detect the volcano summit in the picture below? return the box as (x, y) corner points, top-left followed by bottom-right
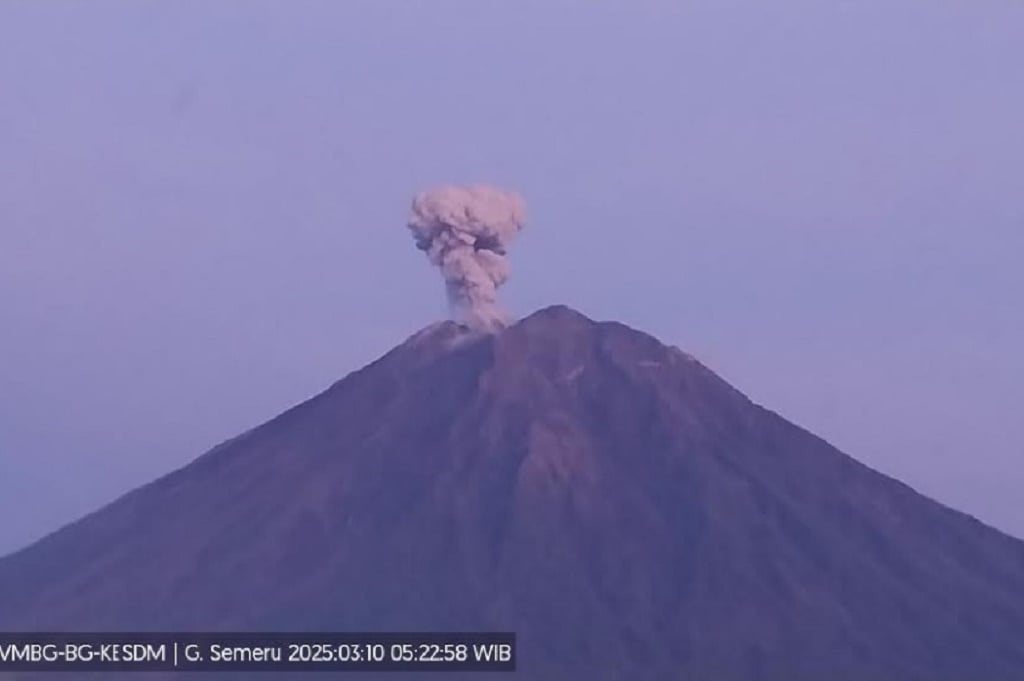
(2, 306), (1024, 680)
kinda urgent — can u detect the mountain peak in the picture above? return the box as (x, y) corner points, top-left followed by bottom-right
(518, 303), (595, 326)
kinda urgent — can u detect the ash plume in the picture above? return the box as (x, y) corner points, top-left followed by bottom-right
(408, 185), (526, 332)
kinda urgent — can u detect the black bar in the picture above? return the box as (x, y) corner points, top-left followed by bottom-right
(0, 632), (516, 672)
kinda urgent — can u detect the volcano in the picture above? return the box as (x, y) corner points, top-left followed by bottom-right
(2, 305), (1024, 680)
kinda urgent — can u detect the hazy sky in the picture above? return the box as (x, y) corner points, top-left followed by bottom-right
(2, 1), (1022, 556)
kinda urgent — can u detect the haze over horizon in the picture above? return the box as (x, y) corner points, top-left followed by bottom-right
(2, 0), (1023, 556)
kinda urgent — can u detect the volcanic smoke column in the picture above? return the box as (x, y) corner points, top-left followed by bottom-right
(407, 185), (526, 332)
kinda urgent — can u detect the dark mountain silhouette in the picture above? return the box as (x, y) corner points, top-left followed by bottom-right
(2, 305), (1024, 680)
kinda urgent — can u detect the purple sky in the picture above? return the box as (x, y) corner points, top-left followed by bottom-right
(1, 1), (1022, 556)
